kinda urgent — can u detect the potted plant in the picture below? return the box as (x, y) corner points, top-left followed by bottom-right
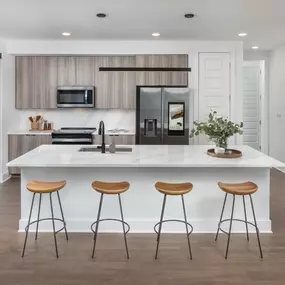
(189, 111), (243, 153)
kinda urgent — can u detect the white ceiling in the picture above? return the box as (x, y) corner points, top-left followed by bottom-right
(0, 0), (284, 50)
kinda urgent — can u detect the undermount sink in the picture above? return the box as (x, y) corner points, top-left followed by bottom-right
(79, 146), (133, 153)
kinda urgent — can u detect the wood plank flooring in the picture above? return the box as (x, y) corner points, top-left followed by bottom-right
(0, 170), (285, 285)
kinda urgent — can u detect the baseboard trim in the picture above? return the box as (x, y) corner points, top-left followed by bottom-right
(0, 172), (11, 183)
(18, 219), (272, 233)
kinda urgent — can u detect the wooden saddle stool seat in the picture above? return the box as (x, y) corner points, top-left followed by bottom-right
(92, 181), (130, 195)
(218, 181), (258, 195)
(155, 182), (193, 195)
(26, 180), (66, 193)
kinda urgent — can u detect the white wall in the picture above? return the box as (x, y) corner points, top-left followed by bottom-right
(16, 109), (135, 131)
(0, 41), (4, 180)
(269, 46), (285, 161)
(0, 42), (18, 182)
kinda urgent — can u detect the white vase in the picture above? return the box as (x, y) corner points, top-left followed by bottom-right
(214, 147), (225, 154)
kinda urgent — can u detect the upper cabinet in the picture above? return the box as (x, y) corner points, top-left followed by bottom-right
(57, 57), (76, 86)
(76, 57), (94, 85)
(16, 57), (58, 109)
(135, 55), (188, 86)
(95, 56), (136, 109)
(15, 54), (188, 110)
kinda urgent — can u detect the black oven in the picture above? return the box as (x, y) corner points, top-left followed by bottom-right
(57, 86), (95, 108)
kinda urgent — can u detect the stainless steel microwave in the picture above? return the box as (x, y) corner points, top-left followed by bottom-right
(57, 86), (95, 108)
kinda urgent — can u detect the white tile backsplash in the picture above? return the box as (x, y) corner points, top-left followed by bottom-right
(17, 109), (135, 131)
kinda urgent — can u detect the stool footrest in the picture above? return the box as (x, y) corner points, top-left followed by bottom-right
(218, 218), (260, 236)
(24, 218), (66, 235)
(91, 218), (130, 234)
(154, 219), (194, 235)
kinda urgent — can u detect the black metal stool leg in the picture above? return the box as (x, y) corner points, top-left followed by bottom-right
(92, 193), (104, 259)
(215, 193), (228, 241)
(181, 195), (192, 259)
(249, 194), (263, 259)
(57, 191), (68, 241)
(155, 194), (167, 259)
(22, 193), (36, 257)
(35, 193), (42, 240)
(243, 195), (249, 241)
(225, 194), (235, 259)
(49, 193), (59, 258)
(118, 194), (130, 259)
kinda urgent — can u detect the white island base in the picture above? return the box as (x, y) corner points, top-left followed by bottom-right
(20, 166), (271, 233)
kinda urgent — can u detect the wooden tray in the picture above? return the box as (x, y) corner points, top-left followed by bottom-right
(207, 149), (242, 158)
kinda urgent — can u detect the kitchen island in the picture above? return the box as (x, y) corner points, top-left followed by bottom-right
(7, 145), (284, 233)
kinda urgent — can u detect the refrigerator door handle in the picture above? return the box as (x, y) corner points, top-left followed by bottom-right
(161, 89), (164, 144)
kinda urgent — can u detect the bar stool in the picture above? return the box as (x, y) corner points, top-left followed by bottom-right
(22, 180), (68, 258)
(91, 181), (130, 259)
(215, 181), (263, 259)
(154, 182), (193, 259)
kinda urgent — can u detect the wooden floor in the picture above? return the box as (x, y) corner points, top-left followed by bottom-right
(0, 170), (285, 285)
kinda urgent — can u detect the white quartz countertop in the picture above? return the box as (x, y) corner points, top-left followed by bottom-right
(6, 145), (285, 168)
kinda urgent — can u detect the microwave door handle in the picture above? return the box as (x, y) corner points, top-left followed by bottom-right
(85, 90), (88, 104)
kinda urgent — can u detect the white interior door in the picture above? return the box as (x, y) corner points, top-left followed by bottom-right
(243, 62), (260, 150)
(198, 53), (230, 144)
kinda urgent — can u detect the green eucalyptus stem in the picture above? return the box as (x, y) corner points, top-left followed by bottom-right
(189, 111), (243, 148)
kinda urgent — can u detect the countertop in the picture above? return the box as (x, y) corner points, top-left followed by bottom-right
(6, 145), (285, 168)
(8, 130), (136, 136)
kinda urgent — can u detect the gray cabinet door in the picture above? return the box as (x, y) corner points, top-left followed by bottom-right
(57, 57), (76, 86)
(94, 56), (136, 109)
(16, 57), (58, 109)
(8, 135), (52, 174)
(135, 55), (188, 86)
(76, 57), (94, 85)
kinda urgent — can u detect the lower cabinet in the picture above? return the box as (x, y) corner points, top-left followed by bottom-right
(8, 134), (52, 174)
(93, 135), (135, 145)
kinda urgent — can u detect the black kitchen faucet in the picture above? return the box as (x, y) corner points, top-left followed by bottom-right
(98, 121), (105, 153)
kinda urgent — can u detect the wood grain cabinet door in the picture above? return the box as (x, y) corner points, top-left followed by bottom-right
(8, 135), (52, 174)
(57, 57), (76, 86)
(135, 55), (188, 86)
(94, 56), (136, 109)
(16, 57), (58, 109)
(16, 57), (33, 109)
(93, 135), (135, 145)
(76, 57), (95, 86)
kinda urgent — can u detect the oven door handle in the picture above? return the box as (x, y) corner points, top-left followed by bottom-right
(52, 138), (92, 143)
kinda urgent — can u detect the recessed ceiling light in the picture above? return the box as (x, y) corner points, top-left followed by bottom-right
(152, 32), (160, 37)
(97, 13), (107, 18)
(62, 32), (71, 36)
(185, 13), (195, 19)
(252, 46), (259, 49)
(238, 33), (247, 37)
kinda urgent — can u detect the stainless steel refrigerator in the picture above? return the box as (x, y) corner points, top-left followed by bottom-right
(136, 87), (190, 145)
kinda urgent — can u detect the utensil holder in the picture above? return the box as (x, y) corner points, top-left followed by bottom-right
(31, 122), (40, 130)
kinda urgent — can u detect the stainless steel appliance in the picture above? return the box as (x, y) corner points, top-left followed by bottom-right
(52, 127), (96, 145)
(136, 87), (189, 145)
(57, 86), (95, 108)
